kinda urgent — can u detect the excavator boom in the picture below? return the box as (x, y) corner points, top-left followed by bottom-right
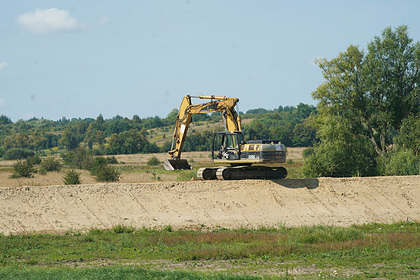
(164, 95), (241, 170)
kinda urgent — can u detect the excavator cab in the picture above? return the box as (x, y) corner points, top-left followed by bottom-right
(212, 131), (243, 161)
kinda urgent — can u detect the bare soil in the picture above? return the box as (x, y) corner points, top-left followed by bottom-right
(1, 175), (418, 235)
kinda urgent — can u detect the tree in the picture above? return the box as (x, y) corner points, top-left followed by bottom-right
(307, 26), (420, 177)
(0, 115), (12, 125)
(292, 117), (318, 147)
(3, 133), (31, 150)
(30, 131), (47, 152)
(59, 129), (80, 151)
(316, 26), (419, 152)
(303, 115), (378, 177)
(313, 26), (419, 156)
(106, 129), (151, 154)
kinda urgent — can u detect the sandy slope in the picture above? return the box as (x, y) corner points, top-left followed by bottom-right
(0, 176), (419, 235)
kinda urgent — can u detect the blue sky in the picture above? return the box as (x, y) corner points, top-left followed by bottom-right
(1, 1), (419, 121)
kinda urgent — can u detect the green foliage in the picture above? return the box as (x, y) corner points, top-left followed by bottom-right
(378, 148), (420, 175)
(289, 225), (364, 244)
(0, 115), (12, 125)
(63, 170), (81, 185)
(396, 113), (420, 155)
(3, 148), (34, 160)
(10, 160), (35, 178)
(146, 156), (160, 166)
(111, 224), (136, 234)
(105, 156), (118, 164)
(40, 157), (62, 172)
(62, 147), (94, 170)
(303, 116), (378, 177)
(90, 157), (120, 182)
(59, 129), (80, 151)
(313, 26), (420, 156)
(26, 154), (42, 165)
(106, 129), (158, 155)
(183, 130), (215, 151)
(243, 103), (318, 147)
(308, 26), (420, 177)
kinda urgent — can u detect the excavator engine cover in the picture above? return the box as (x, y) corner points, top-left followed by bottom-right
(164, 159), (192, 170)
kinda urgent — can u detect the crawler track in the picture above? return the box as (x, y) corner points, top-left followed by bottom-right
(198, 166), (287, 180)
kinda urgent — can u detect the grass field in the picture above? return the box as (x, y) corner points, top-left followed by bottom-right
(0, 222), (419, 279)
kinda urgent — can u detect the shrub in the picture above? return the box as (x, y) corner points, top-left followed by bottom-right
(146, 156), (160, 166)
(378, 148), (420, 175)
(111, 224), (136, 234)
(40, 157), (62, 172)
(92, 165), (120, 182)
(289, 225), (364, 244)
(62, 147), (93, 170)
(302, 136), (378, 177)
(3, 148), (34, 160)
(10, 160), (35, 178)
(63, 170), (81, 185)
(27, 155), (42, 165)
(106, 156), (118, 164)
(90, 157), (120, 182)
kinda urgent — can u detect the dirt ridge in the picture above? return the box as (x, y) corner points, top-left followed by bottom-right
(1, 176), (419, 235)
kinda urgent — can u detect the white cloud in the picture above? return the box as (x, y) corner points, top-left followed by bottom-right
(16, 8), (86, 34)
(0, 61), (8, 71)
(98, 15), (110, 26)
(0, 98), (5, 108)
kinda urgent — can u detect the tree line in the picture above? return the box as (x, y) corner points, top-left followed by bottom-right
(0, 102), (317, 159)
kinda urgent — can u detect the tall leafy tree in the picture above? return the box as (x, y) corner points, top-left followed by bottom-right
(312, 26), (420, 156)
(306, 26), (420, 177)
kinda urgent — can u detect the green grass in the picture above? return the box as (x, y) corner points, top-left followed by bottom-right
(0, 267), (262, 280)
(0, 222), (419, 279)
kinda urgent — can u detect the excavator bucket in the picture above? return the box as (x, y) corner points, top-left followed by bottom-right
(164, 159), (192, 170)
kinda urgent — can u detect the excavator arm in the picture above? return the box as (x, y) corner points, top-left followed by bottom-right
(164, 95), (241, 170)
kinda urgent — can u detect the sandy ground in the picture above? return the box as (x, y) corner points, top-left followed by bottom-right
(1, 176), (418, 235)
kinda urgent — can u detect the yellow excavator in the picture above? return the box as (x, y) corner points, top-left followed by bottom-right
(164, 95), (287, 180)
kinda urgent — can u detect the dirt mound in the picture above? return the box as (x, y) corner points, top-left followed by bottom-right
(1, 176), (419, 235)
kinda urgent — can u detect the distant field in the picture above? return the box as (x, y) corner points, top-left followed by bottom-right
(0, 147), (306, 187)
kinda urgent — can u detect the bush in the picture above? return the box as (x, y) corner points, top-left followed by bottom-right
(40, 157), (62, 172)
(27, 155), (42, 165)
(289, 225), (364, 244)
(62, 147), (93, 170)
(63, 170), (81, 185)
(302, 136), (378, 177)
(106, 156), (118, 164)
(146, 156), (160, 166)
(92, 164), (120, 182)
(90, 157), (120, 182)
(3, 148), (34, 160)
(111, 224), (136, 234)
(10, 160), (35, 178)
(378, 148), (420, 175)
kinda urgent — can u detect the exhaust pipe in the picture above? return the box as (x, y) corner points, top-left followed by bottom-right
(164, 159), (192, 170)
